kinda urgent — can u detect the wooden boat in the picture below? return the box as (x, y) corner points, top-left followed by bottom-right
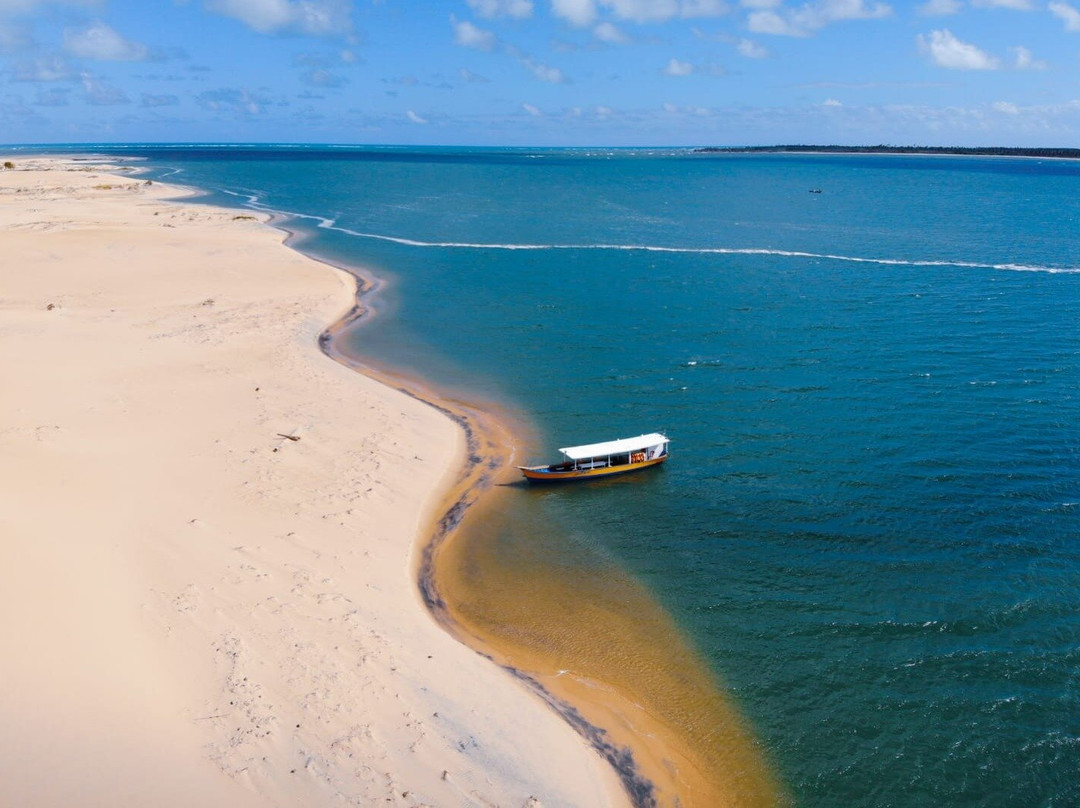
(518, 432), (670, 482)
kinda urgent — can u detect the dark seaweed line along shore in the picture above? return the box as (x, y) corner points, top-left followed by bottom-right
(322, 311), (665, 803)
(320, 271), (786, 806)
(299, 228), (663, 807)
(299, 232), (782, 807)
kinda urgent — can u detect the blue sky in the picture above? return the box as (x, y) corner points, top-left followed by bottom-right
(3, 0), (1080, 146)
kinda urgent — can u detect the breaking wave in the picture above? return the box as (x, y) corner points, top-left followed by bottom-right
(219, 189), (1080, 275)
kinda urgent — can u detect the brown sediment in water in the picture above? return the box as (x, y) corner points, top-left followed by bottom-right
(434, 484), (785, 808)
(296, 228), (785, 808)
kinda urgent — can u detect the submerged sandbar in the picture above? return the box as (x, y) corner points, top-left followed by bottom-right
(277, 164), (786, 806)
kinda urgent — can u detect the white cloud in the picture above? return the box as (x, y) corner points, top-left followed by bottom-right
(0, 0), (98, 13)
(12, 54), (74, 81)
(467, 0), (533, 17)
(204, 0), (352, 37)
(422, 97), (1080, 144)
(750, 0), (891, 36)
(823, 97), (842, 105)
(141, 93), (179, 107)
(472, 36), (570, 84)
(1049, 1), (1080, 31)
(522, 102), (542, 115)
(80, 71), (129, 105)
(63, 20), (148, 61)
(600, 0), (679, 21)
(792, 0), (892, 30)
(594, 20), (629, 42)
(302, 67), (345, 87)
(451, 15), (497, 50)
(459, 66), (490, 82)
(917, 0), (961, 14)
(661, 101), (712, 115)
(736, 36), (768, 57)
(552, 0), (597, 26)
(197, 87), (273, 116)
(917, 28), (999, 69)
(406, 109), (427, 124)
(662, 57), (694, 75)
(1010, 45), (1046, 69)
(971, 0), (1033, 8)
(747, 9), (806, 34)
(662, 101), (712, 116)
(992, 100), (1019, 114)
(603, 0), (730, 21)
(521, 55), (566, 82)
(552, 0), (728, 25)
(680, 0), (730, 16)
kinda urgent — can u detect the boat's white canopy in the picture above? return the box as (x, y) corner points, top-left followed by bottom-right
(559, 433), (668, 461)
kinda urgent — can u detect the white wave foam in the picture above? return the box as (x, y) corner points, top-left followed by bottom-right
(321, 224), (1080, 273)
(225, 197), (1080, 275)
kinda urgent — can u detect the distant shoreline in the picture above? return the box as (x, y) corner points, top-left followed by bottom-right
(693, 145), (1080, 160)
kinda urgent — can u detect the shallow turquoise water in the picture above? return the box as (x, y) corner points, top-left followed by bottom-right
(76, 146), (1080, 805)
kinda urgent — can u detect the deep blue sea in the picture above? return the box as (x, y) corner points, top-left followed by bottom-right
(51, 145), (1080, 805)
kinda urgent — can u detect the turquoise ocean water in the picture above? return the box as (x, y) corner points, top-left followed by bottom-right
(52, 145), (1080, 804)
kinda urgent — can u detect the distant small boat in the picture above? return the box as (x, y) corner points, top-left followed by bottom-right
(809, 188), (823, 194)
(518, 433), (670, 482)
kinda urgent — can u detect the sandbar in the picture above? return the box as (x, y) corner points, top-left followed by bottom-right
(0, 157), (627, 807)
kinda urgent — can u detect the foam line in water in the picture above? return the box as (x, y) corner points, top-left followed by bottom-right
(225, 194), (1080, 275)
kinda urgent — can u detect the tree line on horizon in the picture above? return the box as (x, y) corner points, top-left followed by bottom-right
(694, 145), (1080, 159)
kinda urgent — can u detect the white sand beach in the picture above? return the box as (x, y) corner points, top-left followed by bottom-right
(0, 157), (627, 808)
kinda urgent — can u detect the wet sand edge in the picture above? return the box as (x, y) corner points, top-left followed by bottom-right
(308, 247), (660, 806)
(302, 231), (781, 807)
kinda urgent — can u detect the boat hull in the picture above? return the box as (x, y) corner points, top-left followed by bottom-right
(518, 454), (668, 482)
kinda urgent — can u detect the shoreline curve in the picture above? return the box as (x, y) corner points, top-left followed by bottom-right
(115, 153), (781, 807)
(293, 226), (662, 806)
(271, 220), (784, 806)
